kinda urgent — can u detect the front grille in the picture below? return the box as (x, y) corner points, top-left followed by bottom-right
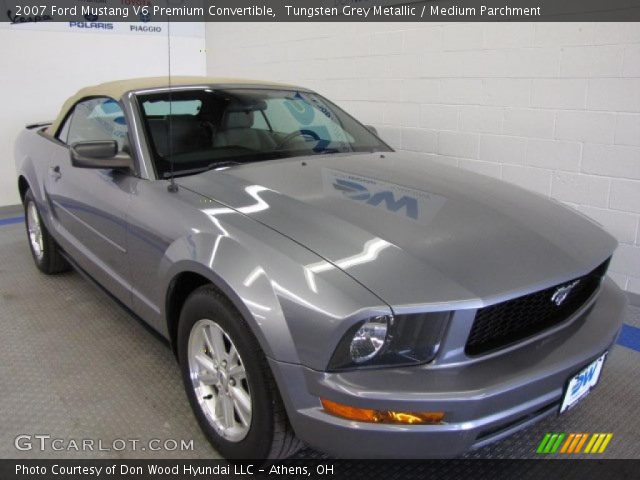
(465, 259), (610, 356)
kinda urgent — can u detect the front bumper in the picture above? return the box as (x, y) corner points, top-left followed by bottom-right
(269, 279), (627, 458)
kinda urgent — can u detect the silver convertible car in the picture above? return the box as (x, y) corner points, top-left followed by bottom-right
(15, 77), (626, 459)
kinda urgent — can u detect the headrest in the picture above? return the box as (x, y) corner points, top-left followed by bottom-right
(223, 110), (254, 129)
(226, 99), (267, 112)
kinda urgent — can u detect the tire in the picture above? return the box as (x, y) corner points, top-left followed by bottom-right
(23, 188), (69, 275)
(177, 285), (302, 460)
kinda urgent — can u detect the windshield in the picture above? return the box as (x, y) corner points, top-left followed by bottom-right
(137, 88), (391, 178)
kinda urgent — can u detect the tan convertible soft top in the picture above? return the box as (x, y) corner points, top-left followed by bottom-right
(46, 76), (301, 136)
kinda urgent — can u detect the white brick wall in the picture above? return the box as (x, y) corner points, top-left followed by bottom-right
(206, 22), (640, 295)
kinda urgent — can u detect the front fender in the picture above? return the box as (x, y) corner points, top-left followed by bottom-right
(158, 224), (391, 369)
(161, 233), (300, 363)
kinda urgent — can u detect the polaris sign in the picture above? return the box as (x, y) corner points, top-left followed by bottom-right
(69, 22), (114, 30)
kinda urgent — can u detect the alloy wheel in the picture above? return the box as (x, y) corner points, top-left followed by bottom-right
(27, 201), (44, 260)
(187, 319), (252, 442)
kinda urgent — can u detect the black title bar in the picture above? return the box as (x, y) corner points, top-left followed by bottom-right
(1, 459), (639, 480)
(4, 0), (640, 23)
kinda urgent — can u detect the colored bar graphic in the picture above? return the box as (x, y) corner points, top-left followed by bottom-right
(560, 433), (575, 453)
(550, 433), (565, 453)
(567, 433), (583, 453)
(537, 433), (613, 454)
(591, 434), (605, 453)
(537, 433), (552, 454)
(598, 434), (613, 453)
(584, 434), (598, 453)
(574, 433), (588, 453)
(537, 433), (566, 454)
(544, 433), (558, 453)
(584, 433), (614, 454)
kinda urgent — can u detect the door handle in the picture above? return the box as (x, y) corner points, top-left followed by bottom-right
(49, 165), (61, 179)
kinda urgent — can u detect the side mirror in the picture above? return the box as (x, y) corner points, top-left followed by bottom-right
(365, 125), (379, 136)
(70, 141), (133, 170)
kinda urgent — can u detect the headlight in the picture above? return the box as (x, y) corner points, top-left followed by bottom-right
(328, 312), (450, 371)
(349, 316), (390, 364)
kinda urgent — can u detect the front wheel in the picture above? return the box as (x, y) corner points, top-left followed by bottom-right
(177, 285), (301, 459)
(24, 188), (69, 274)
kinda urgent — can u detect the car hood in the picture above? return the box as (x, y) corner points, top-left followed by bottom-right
(177, 152), (616, 311)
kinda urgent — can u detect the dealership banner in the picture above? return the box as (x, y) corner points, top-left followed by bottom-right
(0, 20), (204, 37)
(1, 0), (204, 36)
(3, 0), (640, 23)
(1, 459), (638, 480)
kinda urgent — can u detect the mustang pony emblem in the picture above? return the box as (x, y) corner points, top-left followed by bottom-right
(551, 280), (580, 306)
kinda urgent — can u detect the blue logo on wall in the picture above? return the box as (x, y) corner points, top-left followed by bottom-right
(333, 179), (419, 220)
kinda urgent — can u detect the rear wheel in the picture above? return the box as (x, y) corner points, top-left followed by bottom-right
(24, 189), (69, 274)
(178, 285), (301, 459)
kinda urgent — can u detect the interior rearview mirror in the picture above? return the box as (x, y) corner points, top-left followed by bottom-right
(70, 141), (133, 170)
(365, 125), (378, 136)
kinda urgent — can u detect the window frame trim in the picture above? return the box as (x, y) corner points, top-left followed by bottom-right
(53, 95), (142, 177)
(127, 83), (393, 181)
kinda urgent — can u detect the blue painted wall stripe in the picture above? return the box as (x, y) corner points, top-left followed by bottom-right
(0, 216), (23, 226)
(617, 323), (640, 353)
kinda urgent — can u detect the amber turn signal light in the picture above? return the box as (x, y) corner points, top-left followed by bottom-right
(321, 399), (445, 425)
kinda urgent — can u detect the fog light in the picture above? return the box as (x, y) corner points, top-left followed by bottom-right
(321, 399), (445, 425)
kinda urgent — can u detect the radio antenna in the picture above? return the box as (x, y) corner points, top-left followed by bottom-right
(167, 18), (178, 193)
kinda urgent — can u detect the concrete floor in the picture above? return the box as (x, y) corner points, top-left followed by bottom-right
(1, 216), (639, 460)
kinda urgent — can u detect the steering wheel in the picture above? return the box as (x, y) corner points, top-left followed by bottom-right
(275, 130), (318, 150)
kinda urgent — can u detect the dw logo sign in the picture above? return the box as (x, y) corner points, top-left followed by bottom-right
(333, 178), (419, 220)
(571, 363), (599, 397)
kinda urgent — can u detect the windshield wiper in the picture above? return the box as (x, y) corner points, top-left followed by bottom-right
(313, 148), (342, 155)
(205, 160), (241, 171)
(162, 161), (241, 179)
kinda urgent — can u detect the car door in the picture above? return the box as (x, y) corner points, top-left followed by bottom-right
(47, 97), (137, 305)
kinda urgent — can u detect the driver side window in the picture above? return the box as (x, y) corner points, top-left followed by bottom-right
(65, 98), (129, 151)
